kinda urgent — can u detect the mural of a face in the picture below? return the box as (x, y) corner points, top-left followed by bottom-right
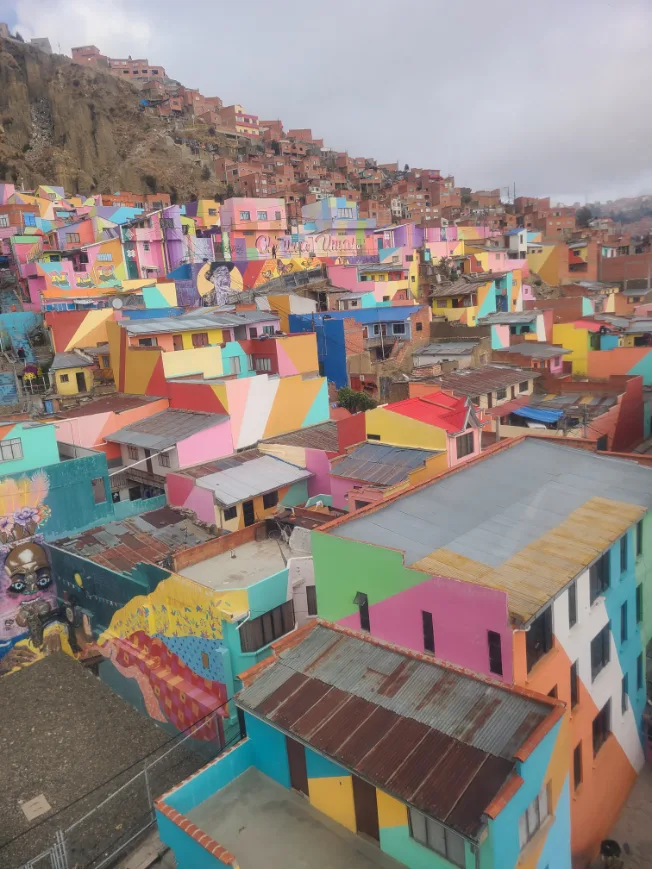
(210, 265), (232, 306)
(5, 541), (52, 596)
(1, 541), (56, 647)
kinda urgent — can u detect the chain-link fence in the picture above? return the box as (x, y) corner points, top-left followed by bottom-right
(3, 709), (236, 869)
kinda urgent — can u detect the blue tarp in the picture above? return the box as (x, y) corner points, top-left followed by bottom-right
(512, 406), (564, 424)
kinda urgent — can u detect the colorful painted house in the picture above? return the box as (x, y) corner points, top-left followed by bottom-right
(167, 451), (313, 532)
(0, 419), (60, 477)
(409, 365), (540, 414)
(311, 438), (652, 864)
(49, 350), (96, 395)
(156, 622), (570, 869)
(430, 271), (523, 327)
(492, 341), (570, 375)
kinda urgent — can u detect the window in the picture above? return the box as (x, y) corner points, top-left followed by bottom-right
(367, 434), (381, 441)
(254, 357), (272, 372)
(306, 585), (318, 616)
(488, 630), (503, 676)
(589, 553), (610, 604)
(275, 211), (281, 220)
(66, 232), (80, 244)
(262, 325), (275, 336)
(496, 387), (507, 401)
(263, 490), (278, 509)
(591, 623), (610, 681)
(23, 213), (36, 227)
(518, 784), (550, 850)
(354, 591), (370, 632)
(568, 582), (577, 628)
(101, 355), (110, 367)
(408, 809), (465, 868)
(526, 607), (553, 672)
(239, 211), (251, 221)
(456, 432), (475, 460)
(570, 660), (579, 708)
(392, 323), (406, 335)
(422, 611), (435, 653)
(192, 332), (209, 348)
(138, 337), (157, 347)
(621, 535), (628, 573)
(229, 356), (241, 376)
(637, 521), (643, 557)
(158, 452), (171, 468)
(622, 674), (629, 714)
(223, 505), (237, 521)
(256, 211), (267, 220)
(239, 600), (295, 652)
(519, 381), (529, 393)
(573, 743), (582, 791)
(416, 322), (423, 331)
(0, 438), (23, 463)
(637, 653), (644, 691)
(91, 477), (107, 504)
(405, 254), (414, 262)
(249, 327), (258, 338)
(59, 373), (69, 382)
(201, 651), (210, 668)
(637, 584), (643, 624)
(621, 601), (628, 644)
(0, 215), (8, 228)
(127, 446), (139, 461)
(161, 217), (175, 229)
(593, 699), (611, 756)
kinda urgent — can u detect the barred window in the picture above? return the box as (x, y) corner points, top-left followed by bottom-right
(239, 600), (295, 652)
(0, 438), (23, 463)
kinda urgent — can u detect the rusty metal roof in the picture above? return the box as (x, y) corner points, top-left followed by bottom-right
(425, 365), (540, 397)
(237, 624), (556, 839)
(261, 422), (340, 453)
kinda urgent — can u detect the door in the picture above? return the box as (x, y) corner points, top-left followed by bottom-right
(352, 775), (379, 841)
(144, 448), (154, 475)
(75, 371), (86, 392)
(242, 499), (255, 527)
(172, 334), (183, 351)
(286, 736), (308, 796)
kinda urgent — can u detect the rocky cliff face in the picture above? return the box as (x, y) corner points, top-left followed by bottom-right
(0, 38), (222, 199)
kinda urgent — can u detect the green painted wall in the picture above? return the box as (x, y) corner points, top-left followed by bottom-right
(311, 530), (423, 622)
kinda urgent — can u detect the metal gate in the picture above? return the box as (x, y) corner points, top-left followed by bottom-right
(20, 831), (68, 869)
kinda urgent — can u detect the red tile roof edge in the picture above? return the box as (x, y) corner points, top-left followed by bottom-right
(155, 799), (238, 866)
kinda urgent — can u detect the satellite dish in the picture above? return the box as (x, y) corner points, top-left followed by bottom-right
(112, 298), (123, 309)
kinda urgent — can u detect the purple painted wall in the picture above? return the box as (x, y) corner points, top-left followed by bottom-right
(339, 575), (513, 681)
(305, 448), (332, 498)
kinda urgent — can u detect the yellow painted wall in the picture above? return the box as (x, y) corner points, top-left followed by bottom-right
(216, 484), (292, 531)
(431, 299), (479, 325)
(55, 366), (91, 395)
(161, 346), (224, 379)
(552, 323), (590, 375)
(364, 407), (448, 451)
(180, 328), (223, 350)
(308, 777), (356, 832)
(276, 334), (319, 374)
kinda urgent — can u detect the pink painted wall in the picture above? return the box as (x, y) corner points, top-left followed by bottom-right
(339, 575), (513, 682)
(166, 473), (215, 525)
(305, 448), (332, 497)
(326, 264), (359, 291)
(330, 474), (354, 511)
(176, 419), (234, 468)
(549, 354), (565, 374)
(445, 427), (481, 468)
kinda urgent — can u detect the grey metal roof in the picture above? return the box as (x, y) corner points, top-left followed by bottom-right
(196, 455), (312, 506)
(262, 422), (339, 452)
(496, 343), (570, 359)
(624, 319), (652, 334)
(416, 341), (479, 357)
(104, 409), (228, 449)
(331, 443), (440, 486)
(50, 351), (94, 370)
(477, 310), (542, 325)
(331, 439), (652, 567)
(426, 365), (539, 397)
(121, 309), (279, 336)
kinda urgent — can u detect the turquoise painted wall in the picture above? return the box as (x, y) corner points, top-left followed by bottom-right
(113, 493), (166, 520)
(600, 335), (619, 350)
(477, 283), (497, 319)
(380, 824), (477, 869)
(0, 422), (60, 476)
(165, 739), (254, 815)
(603, 526), (647, 736)
(156, 812), (230, 869)
(644, 401), (652, 438)
(246, 712), (291, 788)
(302, 378), (330, 427)
(222, 341), (255, 378)
(281, 479), (309, 507)
(489, 720), (571, 869)
(629, 350), (652, 386)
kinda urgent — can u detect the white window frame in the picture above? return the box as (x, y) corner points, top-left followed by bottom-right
(256, 210), (267, 220)
(408, 808), (465, 868)
(518, 783), (550, 850)
(0, 438), (23, 463)
(239, 211), (251, 221)
(127, 445), (139, 461)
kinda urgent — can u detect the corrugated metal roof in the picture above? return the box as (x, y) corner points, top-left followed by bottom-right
(105, 409), (228, 449)
(50, 351), (94, 370)
(330, 443), (440, 486)
(262, 422), (340, 452)
(331, 440), (652, 619)
(477, 310), (541, 325)
(496, 343), (570, 360)
(122, 310), (278, 336)
(426, 365), (539, 397)
(196, 455), (313, 506)
(176, 449), (262, 480)
(417, 341), (479, 357)
(238, 624), (555, 839)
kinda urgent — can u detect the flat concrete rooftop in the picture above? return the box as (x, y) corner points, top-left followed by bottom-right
(187, 768), (403, 869)
(179, 537), (290, 589)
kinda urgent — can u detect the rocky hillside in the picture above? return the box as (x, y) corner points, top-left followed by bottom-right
(0, 37), (225, 199)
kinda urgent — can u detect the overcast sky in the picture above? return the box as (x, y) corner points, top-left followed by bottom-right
(2, 0), (651, 204)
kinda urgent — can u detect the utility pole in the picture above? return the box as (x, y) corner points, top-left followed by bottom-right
(582, 405), (589, 439)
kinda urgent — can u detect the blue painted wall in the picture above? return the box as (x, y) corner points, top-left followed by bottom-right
(165, 739), (254, 815)
(156, 812), (231, 869)
(0, 422), (60, 476)
(289, 314), (348, 388)
(245, 712), (291, 788)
